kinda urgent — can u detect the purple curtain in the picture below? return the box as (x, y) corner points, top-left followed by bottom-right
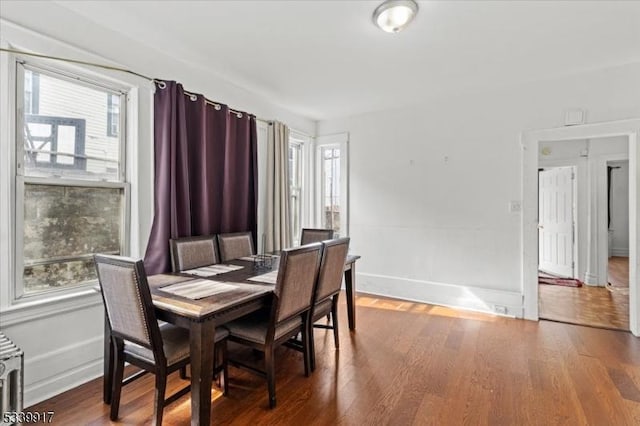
(144, 81), (258, 274)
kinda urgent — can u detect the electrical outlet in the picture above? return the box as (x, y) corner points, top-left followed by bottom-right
(494, 305), (508, 315)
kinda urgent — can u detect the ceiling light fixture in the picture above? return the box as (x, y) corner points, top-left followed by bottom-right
(372, 0), (419, 33)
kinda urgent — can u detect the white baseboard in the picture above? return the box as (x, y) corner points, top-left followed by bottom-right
(353, 273), (523, 318)
(24, 336), (103, 408)
(611, 248), (630, 257)
(584, 271), (599, 285)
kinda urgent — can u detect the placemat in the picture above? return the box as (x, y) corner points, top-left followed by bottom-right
(183, 264), (244, 277)
(161, 279), (239, 300)
(247, 270), (279, 284)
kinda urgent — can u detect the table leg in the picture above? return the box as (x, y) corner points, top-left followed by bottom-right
(103, 314), (113, 404)
(344, 263), (356, 331)
(190, 320), (215, 426)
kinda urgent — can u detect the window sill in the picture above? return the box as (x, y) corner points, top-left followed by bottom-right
(0, 288), (102, 327)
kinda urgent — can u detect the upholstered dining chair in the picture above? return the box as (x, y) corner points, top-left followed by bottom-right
(300, 228), (334, 245)
(224, 243), (322, 408)
(308, 237), (350, 371)
(94, 254), (229, 425)
(170, 235), (219, 272)
(217, 231), (254, 261)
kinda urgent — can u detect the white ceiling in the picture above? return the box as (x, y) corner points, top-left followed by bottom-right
(3, 1), (640, 121)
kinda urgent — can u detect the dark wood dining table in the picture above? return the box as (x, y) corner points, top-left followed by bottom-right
(101, 253), (360, 425)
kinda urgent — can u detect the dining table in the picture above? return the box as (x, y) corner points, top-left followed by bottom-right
(101, 252), (360, 425)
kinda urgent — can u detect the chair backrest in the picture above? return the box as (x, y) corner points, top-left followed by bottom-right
(217, 232), (254, 261)
(272, 243), (322, 324)
(300, 228), (334, 246)
(314, 237), (350, 302)
(94, 254), (163, 358)
(170, 235), (219, 271)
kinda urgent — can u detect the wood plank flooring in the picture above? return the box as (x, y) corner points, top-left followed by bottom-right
(539, 256), (630, 330)
(29, 292), (640, 425)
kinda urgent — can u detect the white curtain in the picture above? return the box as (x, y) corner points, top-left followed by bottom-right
(265, 121), (292, 251)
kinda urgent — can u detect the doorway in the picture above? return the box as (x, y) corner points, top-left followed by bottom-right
(536, 143), (630, 330)
(521, 119), (640, 336)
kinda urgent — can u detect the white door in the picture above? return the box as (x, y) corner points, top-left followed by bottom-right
(539, 167), (575, 277)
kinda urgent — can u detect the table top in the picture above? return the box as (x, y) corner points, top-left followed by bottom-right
(148, 258), (276, 321)
(147, 252), (359, 322)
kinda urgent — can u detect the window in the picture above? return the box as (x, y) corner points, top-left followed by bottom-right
(107, 93), (119, 137)
(16, 62), (128, 298)
(289, 139), (303, 243)
(320, 147), (341, 234)
(316, 133), (349, 237)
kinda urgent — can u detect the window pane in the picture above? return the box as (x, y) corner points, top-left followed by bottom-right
(22, 68), (122, 181)
(321, 147), (340, 234)
(107, 94), (120, 137)
(289, 141), (303, 243)
(22, 184), (123, 293)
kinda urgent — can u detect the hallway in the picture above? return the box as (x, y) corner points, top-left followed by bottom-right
(539, 257), (629, 331)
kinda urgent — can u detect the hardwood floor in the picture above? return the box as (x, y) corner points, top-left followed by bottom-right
(29, 292), (640, 425)
(609, 256), (630, 289)
(539, 256), (630, 331)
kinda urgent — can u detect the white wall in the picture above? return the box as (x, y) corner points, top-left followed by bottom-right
(0, 13), (314, 407)
(317, 62), (640, 317)
(610, 160), (630, 257)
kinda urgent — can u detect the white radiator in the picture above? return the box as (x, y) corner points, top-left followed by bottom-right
(0, 333), (23, 426)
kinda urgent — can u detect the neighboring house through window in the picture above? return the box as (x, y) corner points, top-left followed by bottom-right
(24, 69), (40, 114)
(107, 93), (119, 137)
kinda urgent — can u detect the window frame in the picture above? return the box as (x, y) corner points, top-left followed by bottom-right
(13, 59), (130, 302)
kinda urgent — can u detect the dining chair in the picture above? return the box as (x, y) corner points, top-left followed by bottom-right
(308, 237), (350, 371)
(217, 231), (254, 261)
(224, 243), (322, 408)
(94, 254), (229, 425)
(170, 235), (219, 272)
(300, 228), (334, 245)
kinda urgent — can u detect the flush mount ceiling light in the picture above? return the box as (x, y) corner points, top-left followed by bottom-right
(372, 0), (419, 33)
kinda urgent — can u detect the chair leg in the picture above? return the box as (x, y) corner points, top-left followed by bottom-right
(265, 346), (276, 408)
(302, 323), (311, 377)
(307, 318), (316, 372)
(110, 344), (125, 421)
(331, 295), (340, 349)
(153, 372), (167, 426)
(179, 365), (188, 380)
